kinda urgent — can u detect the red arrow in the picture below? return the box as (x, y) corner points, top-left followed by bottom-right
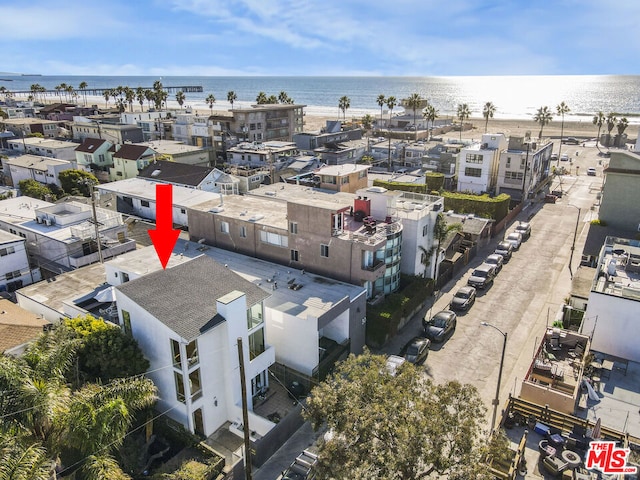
(148, 184), (180, 269)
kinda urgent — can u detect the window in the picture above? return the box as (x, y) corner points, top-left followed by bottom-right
(341, 176), (350, 185)
(175, 372), (185, 403)
(122, 310), (132, 336)
(220, 221), (229, 234)
(359, 170), (367, 179)
(250, 123), (256, 130)
(240, 226), (247, 238)
(506, 156), (511, 167)
(504, 171), (524, 180)
(141, 200), (150, 207)
(291, 249), (299, 262)
(247, 303), (263, 329)
(180, 208), (186, 214)
(466, 153), (483, 164)
(171, 339), (181, 368)
(5, 270), (21, 280)
(520, 157), (526, 168)
(189, 369), (202, 401)
(248, 328), (265, 359)
(422, 224), (428, 237)
(186, 339), (198, 366)
(0, 246), (15, 256)
(289, 222), (298, 234)
(121, 272), (130, 283)
(257, 122), (262, 129)
(320, 244), (329, 257)
(259, 231), (288, 247)
(465, 167), (482, 177)
(116, 171), (123, 177)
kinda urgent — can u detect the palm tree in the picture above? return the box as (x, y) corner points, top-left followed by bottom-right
(386, 96), (397, 170)
(144, 89), (154, 110)
(136, 87), (146, 112)
(376, 94), (386, 127)
(605, 113), (617, 146)
(556, 101), (570, 159)
(456, 103), (471, 141)
(592, 111), (605, 151)
(616, 117), (629, 136)
(406, 93), (423, 141)
(103, 89), (111, 108)
(423, 104), (439, 140)
(255, 91), (268, 104)
(79, 81), (88, 106)
(278, 91), (293, 104)
(482, 102), (496, 133)
(123, 87), (135, 112)
(533, 106), (553, 140)
(227, 90), (237, 110)
(59, 83), (68, 101)
(361, 114), (374, 132)
(206, 94), (216, 114)
(54, 84), (63, 101)
(338, 96), (351, 120)
(0, 431), (52, 480)
(176, 91), (186, 110)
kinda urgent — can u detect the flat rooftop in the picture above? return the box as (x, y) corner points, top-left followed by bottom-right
(0, 197), (55, 225)
(315, 164), (369, 176)
(136, 140), (206, 155)
(592, 237), (640, 301)
(6, 154), (70, 169)
(97, 178), (221, 209)
(247, 183), (355, 212)
(8, 138), (74, 149)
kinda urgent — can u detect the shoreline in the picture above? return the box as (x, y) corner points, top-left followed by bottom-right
(11, 93), (638, 140)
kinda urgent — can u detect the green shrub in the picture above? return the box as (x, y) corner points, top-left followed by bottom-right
(590, 219), (607, 226)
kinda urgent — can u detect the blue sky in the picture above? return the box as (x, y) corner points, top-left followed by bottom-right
(1, 0), (638, 76)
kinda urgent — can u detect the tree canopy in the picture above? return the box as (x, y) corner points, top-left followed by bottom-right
(304, 350), (491, 479)
(58, 169), (99, 196)
(18, 179), (54, 200)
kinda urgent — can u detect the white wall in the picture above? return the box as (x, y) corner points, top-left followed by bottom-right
(583, 292), (640, 363)
(265, 307), (318, 376)
(0, 239), (40, 290)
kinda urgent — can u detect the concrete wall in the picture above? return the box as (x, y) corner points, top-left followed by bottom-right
(520, 381), (576, 414)
(599, 152), (640, 232)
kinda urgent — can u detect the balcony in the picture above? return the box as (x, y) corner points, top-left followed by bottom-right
(362, 259), (385, 272)
(69, 238), (137, 268)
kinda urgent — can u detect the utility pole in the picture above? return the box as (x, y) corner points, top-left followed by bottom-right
(237, 338), (253, 480)
(88, 180), (103, 264)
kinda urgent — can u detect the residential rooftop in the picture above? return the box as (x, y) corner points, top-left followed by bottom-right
(5, 154), (70, 170)
(0, 228), (24, 244)
(0, 299), (51, 353)
(138, 159), (214, 186)
(8, 138), (74, 149)
(97, 178), (222, 209)
(2, 117), (59, 125)
(136, 139), (206, 155)
(592, 236), (640, 301)
(314, 163), (369, 177)
(0, 196), (55, 226)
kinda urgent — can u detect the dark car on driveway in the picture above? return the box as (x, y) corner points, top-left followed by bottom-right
(484, 253), (504, 274)
(450, 286), (477, 311)
(423, 310), (457, 342)
(494, 241), (514, 261)
(403, 336), (431, 365)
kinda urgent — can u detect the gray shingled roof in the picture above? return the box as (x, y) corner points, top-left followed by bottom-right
(116, 255), (269, 340)
(138, 160), (213, 186)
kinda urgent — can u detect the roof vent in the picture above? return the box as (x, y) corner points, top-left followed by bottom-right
(210, 206), (224, 213)
(151, 169), (162, 177)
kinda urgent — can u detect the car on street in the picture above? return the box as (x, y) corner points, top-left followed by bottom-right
(450, 286), (477, 311)
(563, 137), (580, 145)
(560, 153), (569, 161)
(550, 153), (558, 162)
(403, 337), (431, 364)
(506, 232), (523, 250)
(467, 263), (496, 289)
(484, 253), (504, 273)
(423, 310), (457, 342)
(587, 167), (597, 176)
(279, 450), (318, 480)
(515, 222), (531, 240)
(494, 241), (514, 261)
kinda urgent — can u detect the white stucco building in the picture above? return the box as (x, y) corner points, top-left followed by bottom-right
(0, 230), (41, 292)
(457, 134), (507, 194)
(3, 154), (75, 188)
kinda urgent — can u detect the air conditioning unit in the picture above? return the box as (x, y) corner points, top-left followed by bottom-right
(36, 217), (42, 224)
(45, 218), (53, 226)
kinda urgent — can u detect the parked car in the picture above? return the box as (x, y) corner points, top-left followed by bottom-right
(279, 450), (318, 480)
(484, 254), (504, 274)
(560, 153), (569, 162)
(587, 167), (597, 176)
(506, 231), (523, 250)
(467, 264), (496, 289)
(494, 241), (514, 261)
(423, 310), (457, 342)
(564, 137), (580, 145)
(403, 336), (431, 364)
(450, 286), (477, 311)
(515, 222), (531, 240)
(550, 153), (558, 161)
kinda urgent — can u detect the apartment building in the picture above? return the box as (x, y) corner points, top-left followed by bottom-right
(0, 230), (41, 292)
(3, 154), (74, 188)
(231, 104), (305, 142)
(496, 136), (553, 202)
(226, 141), (299, 169)
(6, 137), (78, 161)
(457, 134), (507, 194)
(598, 151), (640, 232)
(1, 117), (60, 138)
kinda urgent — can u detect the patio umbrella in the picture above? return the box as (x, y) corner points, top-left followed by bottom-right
(94, 286), (116, 303)
(592, 417), (602, 440)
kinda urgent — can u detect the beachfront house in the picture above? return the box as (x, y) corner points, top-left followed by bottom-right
(456, 134), (507, 194)
(496, 136), (553, 202)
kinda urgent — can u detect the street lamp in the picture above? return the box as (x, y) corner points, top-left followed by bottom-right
(566, 204), (581, 279)
(481, 321), (508, 435)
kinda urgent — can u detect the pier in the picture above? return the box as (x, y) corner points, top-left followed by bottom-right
(4, 85), (204, 95)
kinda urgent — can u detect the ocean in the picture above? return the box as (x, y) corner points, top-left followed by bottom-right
(2, 75), (640, 123)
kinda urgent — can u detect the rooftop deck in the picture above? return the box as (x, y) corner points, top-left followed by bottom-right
(592, 238), (640, 301)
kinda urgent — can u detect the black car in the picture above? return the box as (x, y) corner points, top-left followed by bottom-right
(494, 241), (514, 261)
(450, 286), (477, 311)
(404, 336), (431, 364)
(423, 310), (457, 342)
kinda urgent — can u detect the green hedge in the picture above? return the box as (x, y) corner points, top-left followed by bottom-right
(372, 180), (511, 222)
(425, 172), (445, 191)
(366, 275), (434, 347)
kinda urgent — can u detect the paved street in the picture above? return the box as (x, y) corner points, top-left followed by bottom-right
(380, 141), (604, 430)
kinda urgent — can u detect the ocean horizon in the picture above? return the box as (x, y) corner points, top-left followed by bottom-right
(2, 75), (640, 124)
